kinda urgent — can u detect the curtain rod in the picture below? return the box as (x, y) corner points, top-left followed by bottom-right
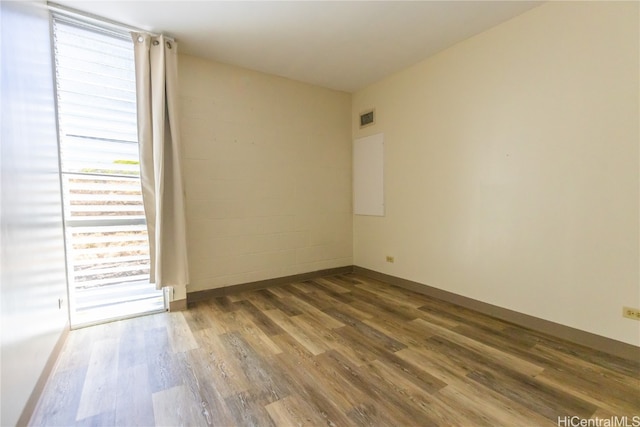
(45, 2), (176, 42)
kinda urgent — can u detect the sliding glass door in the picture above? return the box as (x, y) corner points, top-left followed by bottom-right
(53, 16), (165, 327)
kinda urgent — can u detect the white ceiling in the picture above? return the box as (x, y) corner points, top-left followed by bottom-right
(55, 1), (543, 93)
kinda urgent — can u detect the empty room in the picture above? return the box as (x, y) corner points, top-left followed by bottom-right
(1, 0), (638, 426)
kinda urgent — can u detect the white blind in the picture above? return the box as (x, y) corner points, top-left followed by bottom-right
(54, 17), (140, 177)
(53, 16), (152, 296)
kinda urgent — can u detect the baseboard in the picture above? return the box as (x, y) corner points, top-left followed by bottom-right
(187, 266), (354, 303)
(18, 323), (70, 427)
(353, 266), (640, 362)
(170, 298), (187, 311)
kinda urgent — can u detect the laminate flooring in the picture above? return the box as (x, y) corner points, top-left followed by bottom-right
(31, 274), (640, 426)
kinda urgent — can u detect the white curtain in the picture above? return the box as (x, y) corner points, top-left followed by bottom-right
(131, 32), (189, 291)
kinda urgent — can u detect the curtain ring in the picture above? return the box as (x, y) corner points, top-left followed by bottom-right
(166, 41), (172, 49)
(137, 35), (144, 43)
(152, 40), (160, 46)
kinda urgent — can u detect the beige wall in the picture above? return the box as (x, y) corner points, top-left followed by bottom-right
(179, 55), (352, 292)
(352, 2), (639, 346)
(1, 2), (70, 425)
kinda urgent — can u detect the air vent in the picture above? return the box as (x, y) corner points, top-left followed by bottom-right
(360, 109), (375, 128)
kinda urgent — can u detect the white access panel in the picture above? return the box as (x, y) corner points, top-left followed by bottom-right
(353, 133), (384, 216)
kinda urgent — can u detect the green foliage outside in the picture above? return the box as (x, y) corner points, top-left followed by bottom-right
(81, 159), (140, 175)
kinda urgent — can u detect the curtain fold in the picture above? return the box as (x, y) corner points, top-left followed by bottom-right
(131, 32), (189, 290)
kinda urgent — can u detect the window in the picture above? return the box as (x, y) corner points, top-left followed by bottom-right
(53, 16), (164, 326)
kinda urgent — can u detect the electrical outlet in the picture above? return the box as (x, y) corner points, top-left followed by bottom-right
(622, 306), (640, 320)
(386, 256), (395, 263)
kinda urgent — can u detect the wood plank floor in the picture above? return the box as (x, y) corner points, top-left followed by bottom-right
(31, 274), (640, 426)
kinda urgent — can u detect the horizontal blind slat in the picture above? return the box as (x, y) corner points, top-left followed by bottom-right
(74, 264), (150, 279)
(72, 255), (150, 267)
(74, 275), (151, 289)
(69, 244), (149, 256)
